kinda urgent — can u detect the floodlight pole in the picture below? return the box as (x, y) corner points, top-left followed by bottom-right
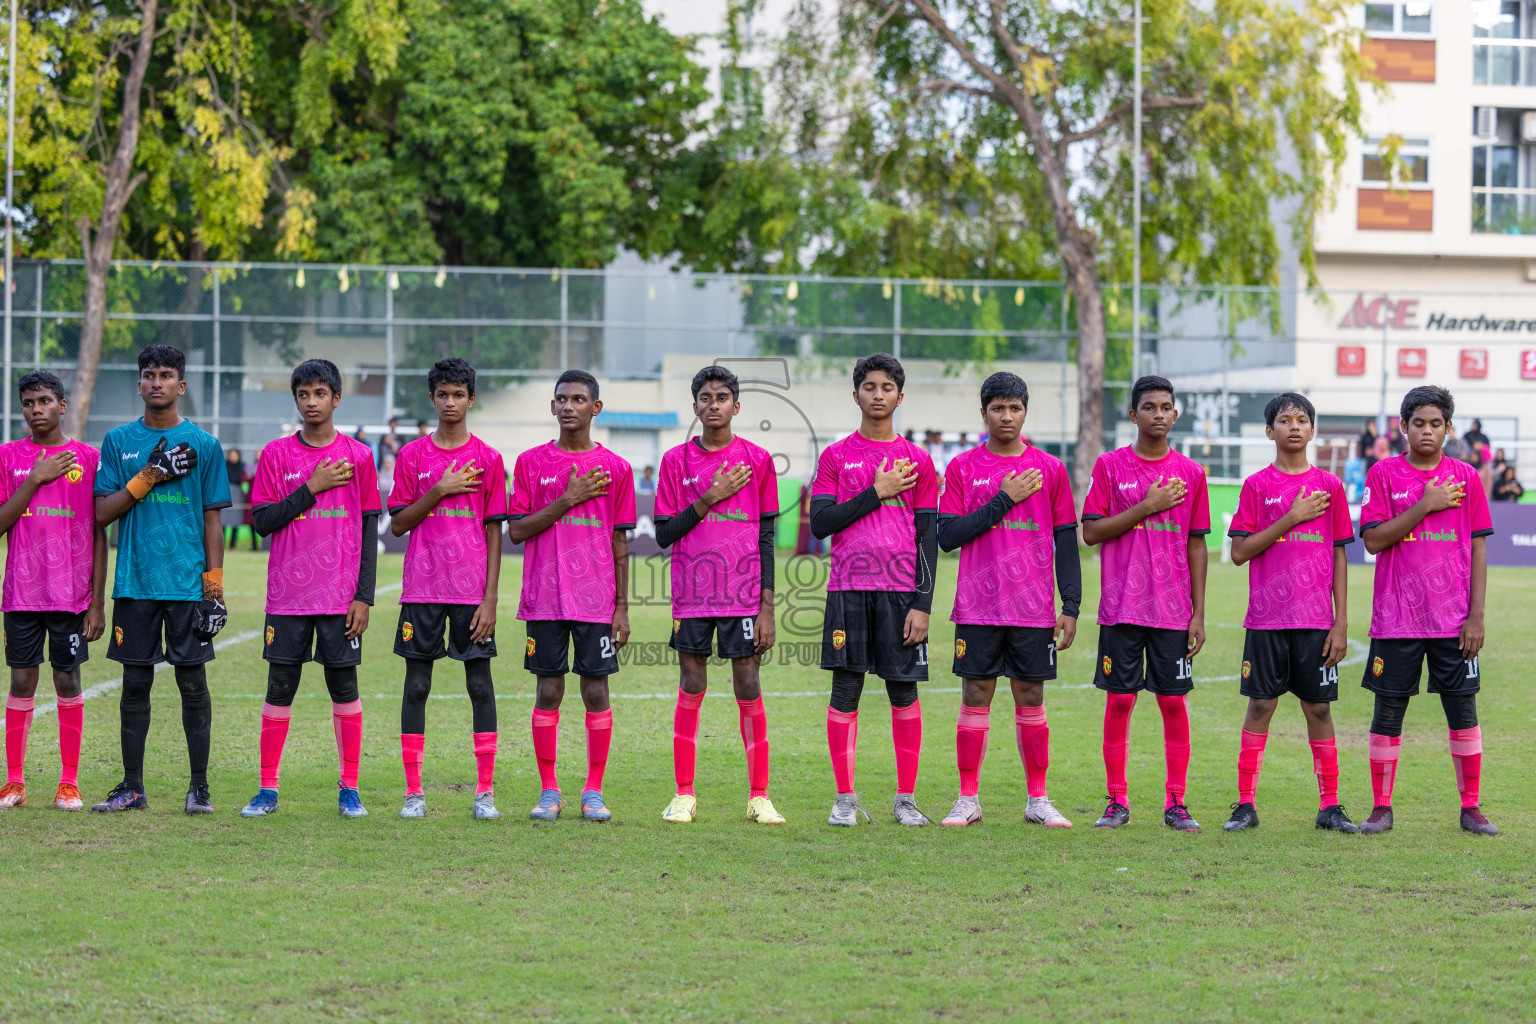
(4, 0), (16, 444)
(1130, 0), (1142, 386)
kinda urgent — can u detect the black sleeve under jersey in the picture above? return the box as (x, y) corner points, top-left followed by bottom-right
(936, 491), (1016, 551)
(1054, 525), (1082, 618)
(252, 483), (317, 537)
(654, 504), (703, 549)
(354, 512), (379, 605)
(760, 515), (776, 593)
(809, 487), (880, 539)
(912, 511), (938, 615)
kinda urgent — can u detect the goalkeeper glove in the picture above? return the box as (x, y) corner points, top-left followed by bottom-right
(197, 569), (226, 641)
(125, 437), (198, 500)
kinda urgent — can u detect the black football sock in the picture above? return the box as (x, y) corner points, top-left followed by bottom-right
(174, 665), (212, 788)
(119, 665), (155, 792)
(465, 658), (497, 734)
(401, 658), (433, 735)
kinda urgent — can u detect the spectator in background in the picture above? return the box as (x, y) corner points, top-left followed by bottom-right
(638, 465), (657, 495)
(1494, 465), (1524, 502)
(416, 419), (430, 440)
(1387, 418), (1406, 455)
(1477, 443), (1494, 497)
(925, 430), (947, 473)
(353, 424), (376, 461)
(380, 416), (402, 470)
(1372, 435), (1391, 464)
(1464, 418), (1491, 453)
(1493, 447), (1510, 477)
(1358, 418), (1378, 461)
(223, 447), (258, 550)
(1442, 429), (1472, 464)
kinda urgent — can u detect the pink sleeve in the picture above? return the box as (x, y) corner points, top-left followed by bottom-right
(654, 450), (681, 518)
(1466, 466), (1494, 535)
(1081, 455), (1111, 519)
(1330, 475), (1353, 543)
(0, 452), (14, 503)
(355, 446), (382, 513)
(249, 442), (283, 506)
(389, 444), (417, 508)
(612, 457), (637, 528)
(1189, 466), (1211, 533)
(1230, 478), (1258, 534)
(938, 454), (965, 516)
(484, 450), (509, 520)
(810, 444), (838, 498)
(1050, 461), (1077, 528)
(913, 451), (939, 511)
(509, 453), (533, 517)
(757, 447), (779, 517)
(1360, 462), (1389, 530)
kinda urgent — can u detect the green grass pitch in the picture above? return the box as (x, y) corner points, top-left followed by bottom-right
(1, 550), (1533, 1022)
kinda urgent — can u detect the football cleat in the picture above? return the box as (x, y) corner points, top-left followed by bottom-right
(0, 781), (25, 808)
(746, 795), (785, 825)
(1460, 806), (1499, 836)
(184, 783), (214, 815)
(580, 790), (611, 821)
(1164, 803), (1201, 832)
(827, 792), (871, 827)
(893, 793), (931, 826)
(1223, 802), (1259, 832)
(240, 788), (279, 817)
(1094, 797), (1130, 829)
(91, 783), (147, 813)
(940, 795), (983, 827)
(662, 793), (697, 824)
(53, 783), (83, 812)
(1025, 796), (1073, 828)
(399, 793), (426, 819)
(1359, 806), (1394, 834)
(472, 792), (500, 820)
(1316, 804), (1359, 834)
(529, 789), (562, 821)
(337, 783), (368, 818)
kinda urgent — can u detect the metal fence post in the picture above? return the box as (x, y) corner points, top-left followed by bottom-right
(559, 272), (569, 370)
(892, 281), (901, 361)
(32, 262), (40, 368)
(211, 266), (221, 440)
(384, 275), (395, 426)
(1060, 285), (1068, 459)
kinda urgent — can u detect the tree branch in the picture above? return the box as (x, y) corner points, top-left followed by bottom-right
(918, 78), (997, 102)
(1058, 93), (1207, 152)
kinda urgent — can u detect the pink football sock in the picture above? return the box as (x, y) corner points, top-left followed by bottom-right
(736, 697), (769, 798)
(1368, 732), (1401, 807)
(1102, 692), (1138, 805)
(891, 700), (923, 796)
(56, 695), (83, 788)
(1014, 704), (1049, 798)
(259, 702), (291, 789)
(332, 700), (363, 790)
(400, 733), (425, 795)
(672, 688), (705, 796)
(473, 732), (497, 794)
(584, 709), (612, 792)
(531, 708), (560, 791)
(955, 704), (990, 798)
(5, 694), (34, 785)
(1309, 737), (1340, 809)
(1157, 694), (1192, 809)
(826, 707), (858, 793)
(1449, 726), (1483, 809)
(1238, 729), (1268, 806)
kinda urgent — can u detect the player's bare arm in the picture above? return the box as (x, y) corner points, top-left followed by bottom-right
(1361, 475), (1463, 554)
(1230, 488), (1329, 565)
(389, 458), (481, 536)
(1462, 534), (1488, 660)
(1081, 475), (1186, 545)
(1186, 534), (1208, 658)
(95, 437), (198, 526)
(1322, 544), (1349, 668)
(85, 520), (108, 642)
(469, 519), (502, 645)
(754, 588), (776, 654)
(0, 449), (76, 534)
(611, 529), (630, 649)
(1054, 613), (1076, 653)
(507, 466), (608, 544)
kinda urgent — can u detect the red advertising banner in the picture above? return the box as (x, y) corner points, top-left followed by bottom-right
(1460, 348), (1488, 379)
(1337, 345), (1366, 376)
(1397, 347), (1427, 378)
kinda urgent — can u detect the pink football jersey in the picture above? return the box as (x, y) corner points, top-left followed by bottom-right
(389, 433), (510, 605)
(0, 438), (100, 613)
(811, 433), (939, 592)
(1228, 465), (1352, 630)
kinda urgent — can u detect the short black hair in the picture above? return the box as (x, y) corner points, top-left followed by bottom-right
(291, 358), (343, 396)
(691, 365), (740, 401)
(980, 371), (1028, 409)
(1400, 385), (1453, 424)
(1129, 375), (1176, 411)
(428, 357), (476, 397)
(1264, 392), (1316, 427)
(853, 352), (904, 391)
(138, 345), (185, 379)
(556, 369), (599, 402)
(17, 370), (65, 402)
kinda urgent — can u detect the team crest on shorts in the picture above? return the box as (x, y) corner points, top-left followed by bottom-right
(2, 632), (6, 648)
(1102, 655), (1112, 675)
(113, 626), (123, 646)
(954, 638), (967, 659)
(1372, 656), (1384, 677)
(832, 629), (846, 650)
(1242, 660), (1251, 679)
(66, 464), (83, 484)
(265, 625), (275, 646)
(525, 637), (536, 657)
(401, 621), (414, 643)
(673, 619), (681, 634)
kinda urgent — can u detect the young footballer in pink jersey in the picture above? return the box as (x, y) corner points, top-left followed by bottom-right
(240, 359), (381, 820)
(936, 372), (1080, 828)
(1082, 375), (1211, 832)
(0, 372), (106, 811)
(810, 353), (940, 827)
(509, 370), (636, 823)
(655, 366), (783, 826)
(1358, 386), (1497, 836)
(1222, 393), (1358, 834)
(387, 358), (509, 821)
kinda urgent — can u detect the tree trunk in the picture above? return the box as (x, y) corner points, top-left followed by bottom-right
(1063, 251), (1107, 501)
(65, 0), (158, 439)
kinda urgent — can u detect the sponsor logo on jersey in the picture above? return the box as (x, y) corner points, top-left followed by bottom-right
(971, 478), (991, 487)
(954, 638), (966, 659)
(832, 629), (846, 650)
(1372, 656), (1384, 677)
(66, 464), (83, 484)
(113, 626), (123, 646)
(842, 462), (864, 470)
(525, 636), (536, 658)
(1102, 655), (1112, 675)
(418, 471), (432, 480)
(121, 452), (139, 461)
(1118, 481), (1139, 491)
(681, 476), (701, 487)
(539, 475), (562, 485)
(1264, 496), (1283, 506)
(1241, 660), (1251, 679)
(265, 625), (275, 646)
(1362, 486), (1371, 504)
(1391, 491), (1412, 501)
(284, 471), (304, 483)
(401, 621), (414, 642)
(672, 619), (681, 634)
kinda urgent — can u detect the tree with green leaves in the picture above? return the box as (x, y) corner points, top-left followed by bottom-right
(690, 0), (1373, 493)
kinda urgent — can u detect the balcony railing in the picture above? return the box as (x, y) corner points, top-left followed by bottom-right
(1474, 37), (1536, 85)
(1472, 186), (1536, 232)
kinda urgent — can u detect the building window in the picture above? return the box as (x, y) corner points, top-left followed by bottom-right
(1365, 1), (1434, 36)
(1362, 137), (1432, 188)
(1473, 1), (1536, 85)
